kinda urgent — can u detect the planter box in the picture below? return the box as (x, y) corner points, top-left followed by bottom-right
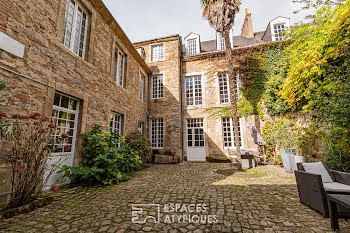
(153, 154), (177, 164)
(0, 196), (53, 219)
(280, 150), (294, 173)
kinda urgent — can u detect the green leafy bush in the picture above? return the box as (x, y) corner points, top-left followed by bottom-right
(125, 131), (151, 163)
(59, 125), (142, 185)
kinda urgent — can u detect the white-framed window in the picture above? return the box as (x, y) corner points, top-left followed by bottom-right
(220, 35), (226, 51)
(112, 48), (126, 87)
(110, 113), (123, 135)
(185, 76), (203, 106)
(136, 47), (146, 60)
(187, 119), (205, 147)
(151, 119), (163, 148)
(273, 24), (285, 41)
(139, 73), (145, 101)
(152, 44), (164, 61)
(113, 47), (126, 87)
(218, 72), (239, 104)
(187, 39), (197, 55)
(222, 118), (242, 148)
(51, 93), (79, 154)
(119, 51), (126, 87)
(138, 122), (144, 133)
(218, 72), (229, 104)
(62, 0), (88, 58)
(152, 75), (163, 99)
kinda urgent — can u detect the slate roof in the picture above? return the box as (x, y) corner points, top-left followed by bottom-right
(182, 35), (265, 54)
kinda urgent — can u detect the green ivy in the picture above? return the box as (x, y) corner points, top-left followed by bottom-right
(264, 49), (294, 115)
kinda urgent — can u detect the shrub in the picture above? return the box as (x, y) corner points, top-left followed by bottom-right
(59, 125), (142, 185)
(0, 112), (64, 209)
(125, 131), (151, 163)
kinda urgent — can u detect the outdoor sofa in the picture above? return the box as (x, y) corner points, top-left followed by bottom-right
(295, 162), (350, 218)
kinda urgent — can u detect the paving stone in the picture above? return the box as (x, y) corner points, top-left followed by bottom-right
(0, 163), (349, 232)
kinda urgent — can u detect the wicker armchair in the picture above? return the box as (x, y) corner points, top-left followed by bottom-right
(295, 162), (350, 218)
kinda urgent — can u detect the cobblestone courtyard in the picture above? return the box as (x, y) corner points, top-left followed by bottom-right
(0, 163), (349, 232)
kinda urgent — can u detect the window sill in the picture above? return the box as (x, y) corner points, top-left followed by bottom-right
(150, 59), (165, 63)
(185, 105), (205, 110)
(58, 43), (88, 63)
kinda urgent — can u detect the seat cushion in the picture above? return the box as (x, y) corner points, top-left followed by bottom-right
(302, 162), (334, 183)
(323, 182), (350, 193)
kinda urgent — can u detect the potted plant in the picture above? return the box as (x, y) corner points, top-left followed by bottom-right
(274, 118), (299, 173)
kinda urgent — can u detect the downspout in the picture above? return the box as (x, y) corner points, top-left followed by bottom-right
(179, 36), (184, 162)
(147, 74), (151, 138)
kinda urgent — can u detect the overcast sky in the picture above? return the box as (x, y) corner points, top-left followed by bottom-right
(101, 0), (310, 43)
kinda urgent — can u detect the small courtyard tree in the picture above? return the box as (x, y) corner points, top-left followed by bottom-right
(201, 0), (242, 169)
(0, 112), (66, 209)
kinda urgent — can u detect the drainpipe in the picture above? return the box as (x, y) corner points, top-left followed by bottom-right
(179, 36), (184, 162)
(147, 74), (151, 138)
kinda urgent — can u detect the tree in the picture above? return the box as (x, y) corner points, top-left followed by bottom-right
(292, 0), (346, 17)
(201, 0), (242, 169)
(283, 1), (350, 172)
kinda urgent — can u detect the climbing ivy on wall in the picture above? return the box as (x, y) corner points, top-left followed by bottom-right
(236, 53), (268, 115)
(263, 49), (294, 116)
(206, 1), (350, 171)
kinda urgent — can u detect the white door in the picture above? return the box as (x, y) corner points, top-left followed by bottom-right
(187, 119), (206, 162)
(46, 93), (80, 186)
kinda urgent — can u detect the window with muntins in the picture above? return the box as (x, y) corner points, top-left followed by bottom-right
(220, 36), (226, 51)
(140, 74), (145, 101)
(186, 76), (203, 106)
(187, 119), (205, 147)
(222, 118), (242, 148)
(62, 0), (88, 58)
(112, 48), (126, 87)
(119, 52), (126, 87)
(187, 39), (197, 55)
(152, 44), (164, 61)
(138, 122), (144, 133)
(51, 93), (79, 154)
(151, 119), (163, 148)
(110, 113), (123, 135)
(274, 24), (285, 41)
(218, 72), (239, 104)
(152, 75), (163, 99)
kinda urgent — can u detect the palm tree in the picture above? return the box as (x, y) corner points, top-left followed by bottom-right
(201, 0), (243, 169)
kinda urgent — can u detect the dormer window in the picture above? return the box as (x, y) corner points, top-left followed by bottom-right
(136, 47), (146, 60)
(274, 24), (285, 41)
(217, 31), (233, 51)
(187, 39), (197, 55)
(268, 17), (290, 42)
(219, 35), (226, 51)
(184, 33), (200, 56)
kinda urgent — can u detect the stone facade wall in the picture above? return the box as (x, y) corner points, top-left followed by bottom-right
(0, 0), (150, 167)
(182, 56), (260, 159)
(134, 37), (183, 160)
(0, 0), (11, 31)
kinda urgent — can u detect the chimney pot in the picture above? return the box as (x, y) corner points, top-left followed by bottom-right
(241, 10), (254, 39)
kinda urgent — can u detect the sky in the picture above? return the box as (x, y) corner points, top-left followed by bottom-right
(101, 0), (311, 43)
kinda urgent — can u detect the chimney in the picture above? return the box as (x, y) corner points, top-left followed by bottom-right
(241, 9), (254, 39)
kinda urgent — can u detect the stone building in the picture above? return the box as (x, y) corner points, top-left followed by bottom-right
(134, 10), (290, 162)
(0, 0), (291, 191)
(0, 0), (151, 186)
